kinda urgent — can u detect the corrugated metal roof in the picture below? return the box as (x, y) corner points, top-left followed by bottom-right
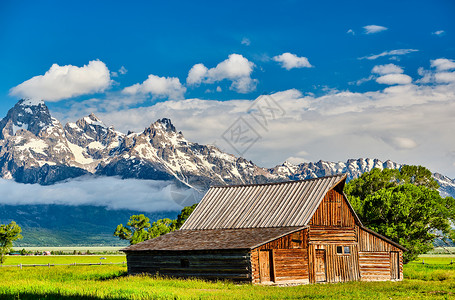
(122, 226), (304, 251)
(181, 174), (347, 230)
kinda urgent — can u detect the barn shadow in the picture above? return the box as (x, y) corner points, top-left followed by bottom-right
(94, 270), (128, 281)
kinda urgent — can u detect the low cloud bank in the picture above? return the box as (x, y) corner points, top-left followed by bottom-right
(0, 176), (201, 212)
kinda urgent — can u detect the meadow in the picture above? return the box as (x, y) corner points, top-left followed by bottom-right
(0, 255), (454, 299)
(2, 255), (126, 266)
(16, 246), (124, 253)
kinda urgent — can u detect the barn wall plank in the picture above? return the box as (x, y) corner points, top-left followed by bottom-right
(358, 251), (391, 281)
(309, 227), (357, 243)
(309, 189), (356, 227)
(126, 250), (252, 281)
(257, 229), (307, 250)
(251, 249), (260, 284)
(319, 244), (360, 283)
(251, 229), (309, 283)
(273, 249), (309, 282)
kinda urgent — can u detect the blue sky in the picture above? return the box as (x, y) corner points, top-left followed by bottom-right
(1, 0), (455, 178)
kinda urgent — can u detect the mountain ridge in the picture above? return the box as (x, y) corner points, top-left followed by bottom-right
(0, 98), (454, 198)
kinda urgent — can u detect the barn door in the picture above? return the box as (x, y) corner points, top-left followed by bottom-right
(259, 250), (274, 283)
(315, 249), (327, 282)
(391, 252), (400, 280)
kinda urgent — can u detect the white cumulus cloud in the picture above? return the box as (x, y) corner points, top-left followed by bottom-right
(363, 25), (388, 34)
(372, 64), (404, 75)
(10, 60), (111, 101)
(417, 58), (455, 84)
(186, 64), (209, 85)
(376, 74), (412, 85)
(123, 74), (186, 99)
(435, 72), (455, 84)
(186, 54), (256, 93)
(273, 53), (313, 70)
(431, 58), (455, 71)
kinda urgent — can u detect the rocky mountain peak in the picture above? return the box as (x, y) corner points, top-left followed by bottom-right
(64, 113), (122, 152)
(18, 98), (46, 107)
(282, 160), (296, 167)
(153, 118), (176, 133)
(88, 113), (103, 123)
(76, 113), (107, 128)
(0, 98), (52, 138)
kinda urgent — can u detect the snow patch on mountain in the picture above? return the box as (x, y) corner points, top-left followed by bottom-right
(19, 98), (45, 106)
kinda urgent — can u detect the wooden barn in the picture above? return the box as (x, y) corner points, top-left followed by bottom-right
(122, 174), (405, 284)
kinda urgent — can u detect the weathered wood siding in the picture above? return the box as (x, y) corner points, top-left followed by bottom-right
(126, 250), (251, 281)
(309, 227), (357, 244)
(257, 229), (308, 250)
(251, 249), (260, 284)
(251, 229), (309, 284)
(358, 227), (401, 252)
(357, 228), (403, 281)
(309, 188), (356, 227)
(274, 249), (308, 282)
(308, 244), (360, 283)
(358, 252), (391, 281)
(251, 248), (309, 284)
(306, 188), (361, 283)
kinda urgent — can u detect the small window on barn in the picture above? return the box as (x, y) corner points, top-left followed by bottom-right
(336, 246), (343, 254)
(291, 232), (303, 248)
(337, 246), (351, 255)
(180, 259), (189, 268)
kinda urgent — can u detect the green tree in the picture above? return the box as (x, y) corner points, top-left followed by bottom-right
(344, 168), (401, 215)
(399, 165), (439, 190)
(0, 221), (23, 264)
(114, 214), (153, 245)
(149, 218), (175, 239)
(345, 166), (455, 262)
(174, 203), (197, 229)
(114, 204), (198, 245)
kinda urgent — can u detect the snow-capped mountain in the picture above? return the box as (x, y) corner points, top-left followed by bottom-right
(0, 99), (454, 198)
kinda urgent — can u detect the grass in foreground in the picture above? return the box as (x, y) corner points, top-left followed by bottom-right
(0, 256), (454, 299)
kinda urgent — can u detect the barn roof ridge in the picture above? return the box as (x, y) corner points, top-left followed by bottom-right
(209, 174), (347, 189)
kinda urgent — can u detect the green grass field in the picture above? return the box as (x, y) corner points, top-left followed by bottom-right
(0, 256), (454, 299)
(15, 246), (124, 253)
(3, 255), (126, 266)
